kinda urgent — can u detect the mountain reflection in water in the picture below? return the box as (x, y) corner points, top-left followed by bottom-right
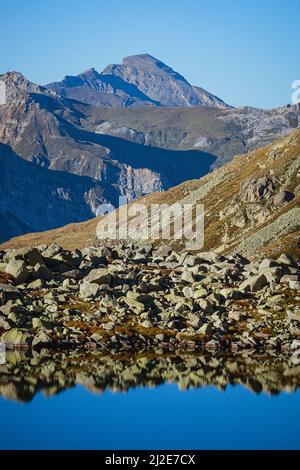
(1, 350), (300, 403)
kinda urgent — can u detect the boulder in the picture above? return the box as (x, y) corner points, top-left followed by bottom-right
(239, 274), (268, 292)
(0, 317), (11, 330)
(34, 263), (53, 281)
(273, 191), (294, 206)
(5, 261), (29, 285)
(32, 331), (53, 349)
(79, 282), (101, 300)
(277, 254), (298, 267)
(181, 270), (195, 284)
(5, 247), (44, 267)
(1, 329), (33, 349)
(83, 268), (113, 286)
(28, 279), (43, 290)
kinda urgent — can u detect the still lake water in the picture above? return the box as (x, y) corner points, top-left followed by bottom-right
(0, 350), (300, 450)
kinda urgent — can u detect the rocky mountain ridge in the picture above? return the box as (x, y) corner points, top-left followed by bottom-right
(47, 54), (231, 109)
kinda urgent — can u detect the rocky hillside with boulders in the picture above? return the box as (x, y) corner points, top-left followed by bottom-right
(0, 244), (300, 354)
(0, 142), (115, 243)
(1, 128), (300, 355)
(6, 128), (299, 259)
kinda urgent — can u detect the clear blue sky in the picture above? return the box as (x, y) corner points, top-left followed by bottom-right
(1, 0), (299, 109)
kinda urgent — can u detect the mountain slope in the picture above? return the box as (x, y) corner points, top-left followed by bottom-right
(5, 129), (299, 258)
(0, 142), (117, 243)
(0, 71), (216, 200)
(46, 67), (160, 108)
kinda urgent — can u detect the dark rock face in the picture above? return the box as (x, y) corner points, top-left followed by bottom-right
(47, 67), (160, 108)
(0, 143), (110, 243)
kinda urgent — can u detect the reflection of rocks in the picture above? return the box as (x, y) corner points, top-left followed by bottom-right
(1, 349), (300, 403)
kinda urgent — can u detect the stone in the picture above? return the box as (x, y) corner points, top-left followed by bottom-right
(6, 247), (44, 267)
(187, 313), (201, 329)
(123, 297), (145, 311)
(79, 282), (101, 300)
(259, 267), (283, 283)
(83, 268), (113, 286)
(197, 299), (214, 313)
(273, 191), (294, 206)
(5, 261), (29, 285)
(197, 252), (220, 264)
(153, 246), (173, 258)
(181, 270), (195, 284)
(277, 254), (297, 267)
(258, 259), (278, 270)
(34, 263), (53, 281)
(290, 281), (300, 290)
(287, 311), (300, 322)
(32, 331), (52, 348)
(1, 329), (33, 349)
(0, 317), (11, 330)
(228, 311), (241, 322)
(28, 279), (43, 290)
(182, 286), (194, 299)
(205, 340), (220, 350)
(0, 301), (19, 316)
(193, 288), (208, 299)
(280, 274), (299, 284)
(32, 318), (43, 329)
(103, 322), (115, 331)
(140, 320), (152, 328)
(239, 274), (268, 292)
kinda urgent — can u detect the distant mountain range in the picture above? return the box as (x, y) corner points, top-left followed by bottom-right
(46, 54), (231, 109)
(0, 54), (299, 242)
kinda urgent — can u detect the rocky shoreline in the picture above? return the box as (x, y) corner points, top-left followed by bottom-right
(1, 244), (300, 353)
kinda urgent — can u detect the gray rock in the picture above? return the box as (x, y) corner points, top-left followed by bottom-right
(83, 268), (113, 286)
(5, 261), (29, 285)
(28, 279), (43, 290)
(79, 282), (101, 300)
(239, 274), (268, 292)
(5, 247), (44, 267)
(32, 331), (53, 348)
(277, 254), (298, 267)
(290, 281), (300, 290)
(181, 270), (195, 284)
(34, 263), (52, 281)
(0, 317), (11, 330)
